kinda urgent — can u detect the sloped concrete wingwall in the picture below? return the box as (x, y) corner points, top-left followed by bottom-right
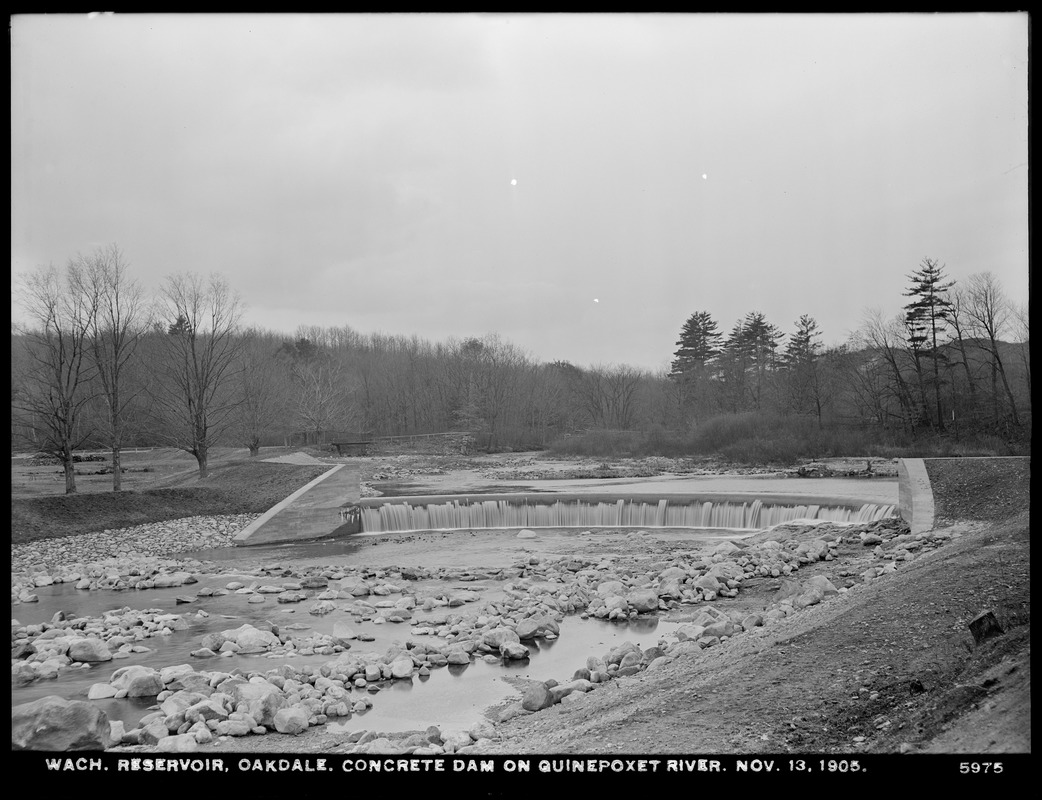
(898, 458), (935, 534)
(233, 464), (361, 547)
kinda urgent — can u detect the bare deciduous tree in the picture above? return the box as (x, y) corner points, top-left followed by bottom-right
(84, 244), (150, 490)
(151, 272), (244, 478)
(14, 260), (100, 493)
(852, 310), (919, 433)
(964, 271), (1021, 431)
(234, 328), (293, 456)
(293, 354), (353, 446)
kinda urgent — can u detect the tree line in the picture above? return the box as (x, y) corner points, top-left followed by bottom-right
(11, 247), (1029, 493)
(668, 258), (1030, 443)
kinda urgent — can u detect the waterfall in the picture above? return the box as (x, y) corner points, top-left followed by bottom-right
(357, 495), (897, 533)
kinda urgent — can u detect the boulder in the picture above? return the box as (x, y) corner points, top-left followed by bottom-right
(67, 638), (113, 663)
(597, 580), (626, 597)
(701, 620), (736, 638)
(222, 624), (280, 654)
(273, 707), (309, 734)
(184, 699), (229, 725)
(549, 679), (593, 704)
(445, 648), (471, 665)
(605, 641), (642, 666)
(657, 577), (684, 599)
(155, 733), (199, 752)
(804, 575), (839, 597)
(515, 615), (560, 640)
(795, 539), (830, 561)
(12, 695), (112, 751)
(200, 632), (226, 652)
(741, 613), (764, 630)
(771, 577), (803, 605)
(152, 572), (195, 588)
(339, 577), (370, 596)
(390, 656), (415, 678)
(331, 622), (357, 645)
(224, 680), (287, 728)
(159, 664), (197, 686)
(706, 561), (744, 581)
(692, 574), (724, 593)
(658, 566), (689, 581)
(500, 641), (530, 660)
(160, 691), (209, 717)
(626, 589), (660, 613)
(110, 665), (164, 697)
(482, 627), (521, 650)
(87, 683), (119, 700)
(521, 682), (554, 712)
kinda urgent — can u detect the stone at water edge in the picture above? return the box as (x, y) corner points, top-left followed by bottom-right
(88, 683), (119, 700)
(109, 665), (164, 697)
(521, 682), (555, 712)
(12, 695), (113, 751)
(441, 730), (476, 752)
(626, 588), (659, 613)
(273, 707), (309, 735)
(549, 679), (594, 704)
(390, 656), (415, 678)
(515, 615), (560, 640)
(482, 627), (521, 650)
(221, 623), (281, 653)
(517, 529), (537, 539)
(152, 572), (196, 588)
(500, 641), (531, 660)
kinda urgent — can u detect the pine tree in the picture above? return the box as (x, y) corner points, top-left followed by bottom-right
(783, 315), (823, 419)
(739, 311), (783, 409)
(904, 258), (955, 430)
(669, 311), (721, 377)
(783, 315), (822, 368)
(167, 314), (192, 336)
(669, 311), (721, 422)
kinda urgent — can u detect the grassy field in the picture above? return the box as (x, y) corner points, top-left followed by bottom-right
(10, 446), (311, 498)
(10, 448), (331, 544)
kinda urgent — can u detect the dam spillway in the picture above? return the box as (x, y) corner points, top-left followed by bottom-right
(355, 492), (898, 534)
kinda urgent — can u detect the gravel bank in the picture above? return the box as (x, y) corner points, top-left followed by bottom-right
(11, 514), (258, 576)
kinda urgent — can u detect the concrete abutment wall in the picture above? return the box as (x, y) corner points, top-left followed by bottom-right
(898, 458), (935, 534)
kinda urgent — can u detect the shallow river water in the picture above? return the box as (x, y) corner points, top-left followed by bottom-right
(13, 569), (681, 734)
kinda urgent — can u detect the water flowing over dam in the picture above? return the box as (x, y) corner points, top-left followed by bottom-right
(355, 493), (897, 534)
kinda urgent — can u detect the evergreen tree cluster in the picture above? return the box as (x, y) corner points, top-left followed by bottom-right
(668, 258), (1029, 440)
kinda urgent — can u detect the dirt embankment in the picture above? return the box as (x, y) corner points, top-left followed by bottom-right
(924, 457), (1030, 525)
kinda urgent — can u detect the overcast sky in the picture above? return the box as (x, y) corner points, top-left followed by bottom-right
(11, 13), (1029, 371)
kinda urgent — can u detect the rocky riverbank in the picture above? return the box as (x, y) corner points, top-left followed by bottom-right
(14, 507), (975, 755)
